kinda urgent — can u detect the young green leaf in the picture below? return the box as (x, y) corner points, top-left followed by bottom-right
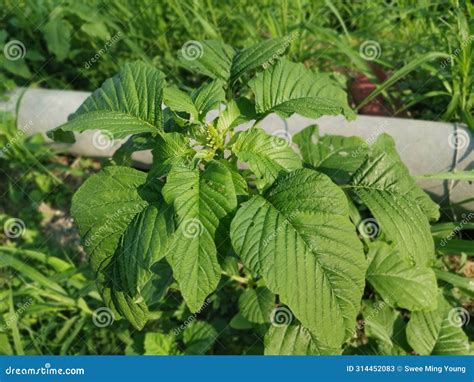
(183, 321), (218, 355)
(294, 125), (368, 183)
(265, 324), (332, 355)
(232, 128), (302, 189)
(48, 62), (166, 142)
(348, 134), (439, 266)
(231, 168), (366, 349)
(249, 59), (355, 120)
(406, 292), (469, 355)
(162, 161), (239, 311)
(238, 287), (275, 324)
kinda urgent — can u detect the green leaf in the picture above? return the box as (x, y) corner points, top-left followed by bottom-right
(162, 161), (239, 311)
(406, 293), (469, 355)
(48, 62), (165, 142)
(144, 332), (178, 355)
(179, 40), (235, 82)
(231, 168), (366, 350)
(264, 324), (327, 355)
(249, 59), (355, 120)
(294, 125), (368, 183)
(230, 37), (291, 83)
(190, 80), (226, 119)
(362, 300), (409, 355)
(348, 134), (439, 266)
(112, 202), (174, 298)
(183, 321), (218, 355)
(42, 18), (72, 61)
(238, 287), (275, 324)
(164, 80), (225, 121)
(366, 242), (438, 311)
(179, 38), (292, 84)
(232, 128), (302, 189)
(71, 166), (149, 272)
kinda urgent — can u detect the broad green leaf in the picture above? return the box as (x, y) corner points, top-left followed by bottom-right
(348, 134), (439, 266)
(265, 324), (329, 355)
(183, 321), (218, 355)
(179, 40), (235, 81)
(71, 166), (148, 272)
(366, 242), (438, 311)
(230, 313), (253, 330)
(230, 37), (291, 83)
(249, 59), (355, 120)
(143, 259), (175, 306)
(48, 62), (165, 142)
(216, 98), (256, 132)
(406, 293), (469, 355)
(232, 128), (302, 189)
(112, 203), (174, 297)
(179, 38), (292, 84)
(150, 132), (195, 177)
(190, 80), (226, 119)
(162, 161), (239, 311)
(144, 332), (178, 355)
(294, 125), (368, 183)
(238, 287), (275, 324)
(231, 168), (366, 350)
(163, 86), (199, 120)
(42, 18), (72, 61)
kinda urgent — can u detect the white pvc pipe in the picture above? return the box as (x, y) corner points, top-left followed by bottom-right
(2, 88), (473, 211)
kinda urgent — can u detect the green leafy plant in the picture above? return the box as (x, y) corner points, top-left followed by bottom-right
(48, 39), (472, 355)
